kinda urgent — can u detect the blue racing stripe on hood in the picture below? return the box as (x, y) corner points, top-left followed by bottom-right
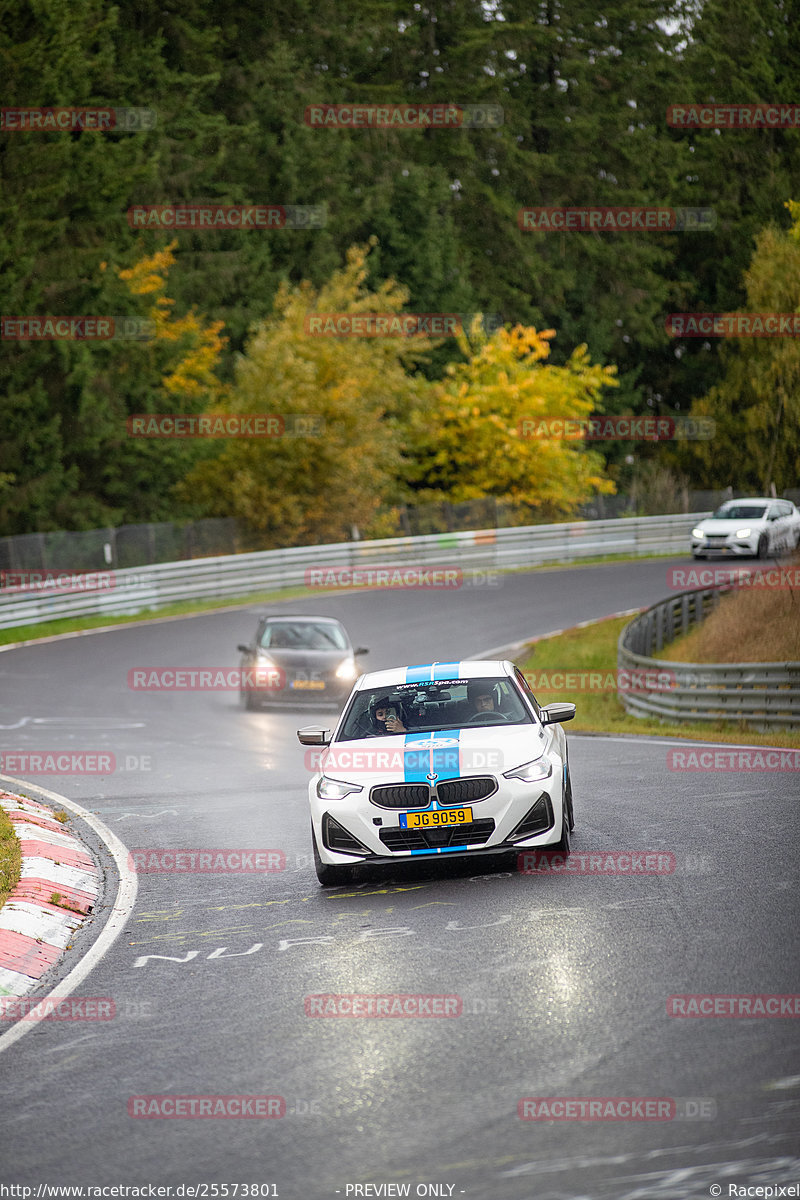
(405, 662), (462, 684)
(433, 662), (461, 681)
(403, 730), (463, 783)
(406, 665), (433, 683)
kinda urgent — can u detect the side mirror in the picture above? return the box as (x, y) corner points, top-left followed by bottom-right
(237, 644), (251, 654)
(355, 647), (370, 656)
(540, 702), (576, 725)
(297, 727), (332, 747)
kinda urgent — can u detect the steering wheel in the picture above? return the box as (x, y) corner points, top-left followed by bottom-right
(465, 711), (510, 724)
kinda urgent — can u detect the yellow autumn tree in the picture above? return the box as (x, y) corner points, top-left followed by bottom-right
(406, 324), (617, 519)
(113, 241), (228, 407)
(177, 242), (434, 546)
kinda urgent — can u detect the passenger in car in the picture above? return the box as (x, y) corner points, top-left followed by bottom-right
(352, 695), (408, 737)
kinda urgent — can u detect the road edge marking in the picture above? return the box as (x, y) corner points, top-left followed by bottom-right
(0, 775), (137, 1056)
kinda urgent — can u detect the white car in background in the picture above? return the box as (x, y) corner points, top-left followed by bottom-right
(691, 498), (800, 560)
(297, 660), (575, 886)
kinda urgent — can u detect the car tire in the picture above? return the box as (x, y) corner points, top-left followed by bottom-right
(243, 688), (260, 711)
(565, 765), (575, 832)
(551, 783), (572, 855)
(312, 824), (354, 887)
(756, 534), (769, 560)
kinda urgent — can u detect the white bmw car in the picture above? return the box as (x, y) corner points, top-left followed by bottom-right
(691, 497), (800, 560)
(297, 660), (575, 885)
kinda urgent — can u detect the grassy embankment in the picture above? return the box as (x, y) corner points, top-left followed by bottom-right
(515, 601), (800, 748)
(0, 804), (21, 908)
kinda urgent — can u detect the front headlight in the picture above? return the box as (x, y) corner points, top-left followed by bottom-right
(335, 658), (358, 681)
(503, 758), (553, 784)
(691, 528), (705, 539)
(252, 649), (280, 687)
(736, 528), (752, 538)
(316, 776), (363, 800)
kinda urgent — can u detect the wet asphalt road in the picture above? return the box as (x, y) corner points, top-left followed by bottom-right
(0, 557), (798, 1198)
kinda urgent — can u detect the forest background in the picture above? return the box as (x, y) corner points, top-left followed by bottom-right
(2, 0), (799, 546)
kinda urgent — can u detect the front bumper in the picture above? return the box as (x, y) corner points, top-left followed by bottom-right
(691, 536), (757, 558)
(309, 771), (567, 867)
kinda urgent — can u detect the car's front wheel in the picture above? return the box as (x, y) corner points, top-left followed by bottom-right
(756, 534), (769, 560)
(312, 824), (355, 886)
(565, 764), (575, 832)
(551, 774), (572, 854)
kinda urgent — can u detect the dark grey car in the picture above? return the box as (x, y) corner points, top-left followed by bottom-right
(237, 615), (368, 709)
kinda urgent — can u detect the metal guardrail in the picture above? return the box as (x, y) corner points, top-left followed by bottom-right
(617, 587), (800, 729)
(0, 511), (709, 632)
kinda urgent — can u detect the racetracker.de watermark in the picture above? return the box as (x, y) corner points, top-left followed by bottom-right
(518, 415), (715, 441)
(518, 851), (676, 875)
(304, 312), (502, 337)
(667, 994), (800, 1017)
(127, 204), (325, 229)
(128, 1095), (285, 1118)
(667, 103), (800, 128)
(128, 849), (285, 873)
(304, 103), (503, 128)
(1, 316), (154, 341)
(304, 994), (462, 1017)
(666, 313), (800, 337)
(1, 107), (156, 131)
(0, 570), (116, 594)
(519, 1097), (716, 1120)
(0, 997), (116, 1021)
(668, 566), (800, 591)
(519, 1098), (674, 1120)
(667, 749), (800, 772)
(518, 207), (715, 232)
(304, 746), (506, 774)
(305, 565), (464, 589)
(126, 414), (323, 438)
(522, 668), (677, 693)
(127, 667), (286, 691)
(0, 752), (116, 774)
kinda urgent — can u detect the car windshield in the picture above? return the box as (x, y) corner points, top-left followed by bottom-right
(711, 504), (767, 520)
(337, 677), (534, 740)
(261, 622), (347, 650)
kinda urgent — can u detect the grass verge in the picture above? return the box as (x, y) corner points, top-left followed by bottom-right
(0, 804), (22, 909)
(515, 614), (800, 748)
(660, 574), (800, 664)
(0, 585), (316, 647)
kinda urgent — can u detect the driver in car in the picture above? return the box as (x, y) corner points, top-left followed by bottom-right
(467, 680), (497, 714)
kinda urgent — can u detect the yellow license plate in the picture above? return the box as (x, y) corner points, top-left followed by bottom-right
(291, 679), (326, 690)
(400, 807), (473, 829)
